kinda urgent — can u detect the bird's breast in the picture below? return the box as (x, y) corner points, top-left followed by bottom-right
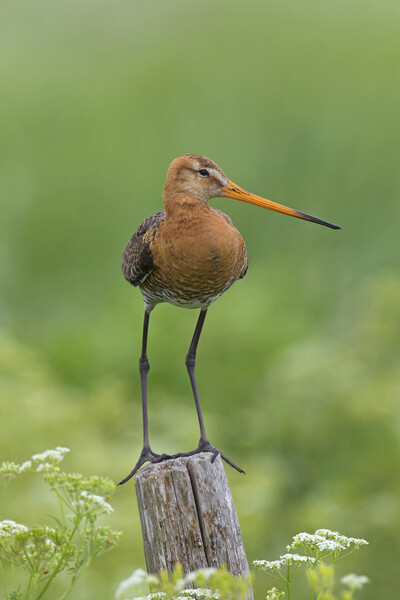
(142, 210), (247, 308)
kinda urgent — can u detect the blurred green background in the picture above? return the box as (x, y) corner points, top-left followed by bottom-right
(1, 0), (399, 598)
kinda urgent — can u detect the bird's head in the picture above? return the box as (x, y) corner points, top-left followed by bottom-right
(164, 155), (229, 202)
(164, 154), (340, 229)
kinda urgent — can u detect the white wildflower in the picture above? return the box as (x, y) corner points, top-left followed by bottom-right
(45, 537), (56, 551)
(115, 569), (152, 599)
(287, 531), (314, 547)
(18, 460), (32, 473)
(314, 529), (350, 547)
(182, 572), (198, 584)
(253, 559), (283, 571)
(80, 490), (114, 514)
(254, 554), (315, 572)
(317, 538), (345, 551)
(0, 520), (28, 535)
(288, 532), (346, 553)
(315, 529), (368, 550)
(183, 567), (218, 584)
(24, 543), (37, 559)
(36, 462), (55, 473)
(32, 451), (58, 463)
(289, 530), (368, 555)
(178, 589), (217, 599)
(315, 528), (340, 537)
(123, 594), (166, 600)
(134, 594), (167, 600)
(32, 447), (70, 465)
(266, 588), (285, 600)
(341, 573), (370, 590)
(55, 446), (70, 455)
(0, 461), (20, 475)
(347, 537), (369, 547)
(196, 568), (217, 579)
(279, 553), (316, 566)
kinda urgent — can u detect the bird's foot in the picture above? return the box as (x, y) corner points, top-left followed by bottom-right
(170, 439), (245, 474)
(118, 441), (245, 485)
(118, 446), (172, 485)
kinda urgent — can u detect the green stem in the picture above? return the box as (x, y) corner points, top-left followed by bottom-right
(35, 519), (81, 600)
(57, 575), (77, 600)
(21, 548), (35, 575)
(57, 558), (91, 600)
(338, 548), (355, 561)
(73, 517), (87, 570)
(10, 554), (17, 596)
(24, 574), (33, 600)
(286, 565), (291, 600)
(266, 572), (287, 583)
(286, 580), (291, 600)
(0, 561), (10, 600)
(55, 488), (67, 529)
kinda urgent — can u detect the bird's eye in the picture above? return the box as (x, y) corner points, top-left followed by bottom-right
(198, 169), (209, 177)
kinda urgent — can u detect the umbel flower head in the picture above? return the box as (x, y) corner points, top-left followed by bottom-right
(266, 588), (285, 600)
(31, 447), (70, 465)
(253, 553), (316, 573)
(287, 528), (368, 556)
(341, 573), (370, 590)
(0, 446), (121, 600)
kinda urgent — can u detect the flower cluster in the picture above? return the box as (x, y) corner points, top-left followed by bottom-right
(0, 520), (29, 536)
(1, 524), (73, 573)
(32, 446), (70, 465)
(134, 595), (167, 600)
(265, 588), (285, 600)
(341, 573), (370, 591)
(288, 528), (368, 558)
(0, 447), (70, 487)
(254, 553), (316, 573)
(115, 566), (250, 600)
(178, 590), (216, 599)
(0, 447), (121, 600)
(254, 529), (369, 600)
(72, 490), (114, 517)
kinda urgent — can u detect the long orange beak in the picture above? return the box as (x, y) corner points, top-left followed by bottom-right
(221, 181), (340, 230)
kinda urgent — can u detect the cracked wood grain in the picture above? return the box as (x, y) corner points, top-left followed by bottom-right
(135, 453), (253, 598)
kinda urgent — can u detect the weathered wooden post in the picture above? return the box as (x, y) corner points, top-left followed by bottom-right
(135, 453), (253, 598)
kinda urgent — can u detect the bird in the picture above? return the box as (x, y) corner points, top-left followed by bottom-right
(119, 154), (340, 484)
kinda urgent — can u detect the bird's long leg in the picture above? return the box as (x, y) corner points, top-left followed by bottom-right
(139, 310), (152, 450)
(119, 310), (170, 485)
(185, 308), (210, 445)
(171, 309), (245, 474)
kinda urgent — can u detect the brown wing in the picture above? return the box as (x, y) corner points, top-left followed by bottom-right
(122, 210), (166, 286)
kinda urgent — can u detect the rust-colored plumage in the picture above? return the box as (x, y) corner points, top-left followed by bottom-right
(122, 156), (248, 311)
(119, 154), (340, 484)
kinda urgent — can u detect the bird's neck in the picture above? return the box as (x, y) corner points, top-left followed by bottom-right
(163, 191), (210, 222)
